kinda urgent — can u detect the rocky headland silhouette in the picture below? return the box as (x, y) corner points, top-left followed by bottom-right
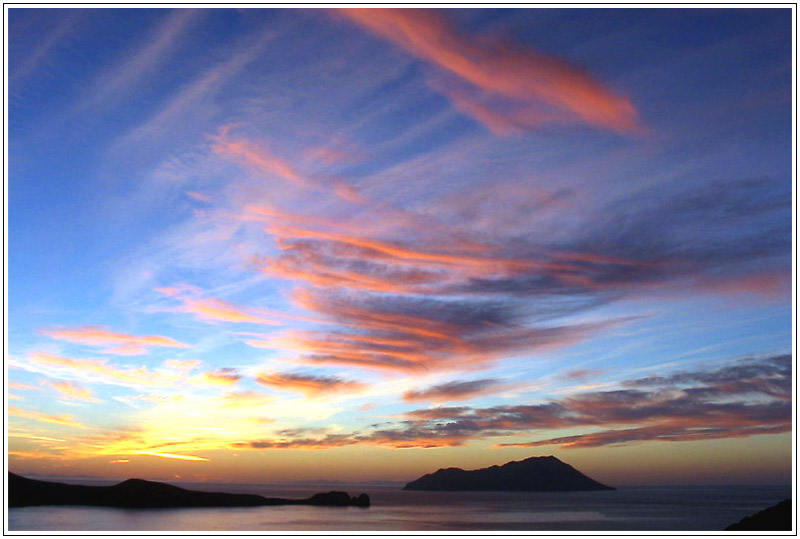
(8, 472), (370, 509)
(725, 499), (792, 531)
(403, 455), (614, 492)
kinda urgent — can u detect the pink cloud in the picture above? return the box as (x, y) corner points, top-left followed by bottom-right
(699, 271), (791, 301)
(338, 8), (644, 134)
(212, 126), (307, 185)
(560, 368), (605, 381)
(157, 285), (281, 325)
(211, 126), (364, 203)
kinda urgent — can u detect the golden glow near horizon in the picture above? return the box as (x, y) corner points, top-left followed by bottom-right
(7, 8), (792, 486)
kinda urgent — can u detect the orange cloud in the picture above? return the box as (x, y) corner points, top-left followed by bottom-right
(339, 8), (643, 134)
(8, 406), (91, 429)
(256, 372), (366, 397)
(133, 450), (209, 462)
(266, 224), (536, 272)
(183, 297), (279, 325)
(195, 368), (242, 387)
(39, 326), (188, 355)
(49, 380), (101, 402)
(157, 285), (282, 325)
(232, 432), (464, 451)
(8, 450), (70, 460)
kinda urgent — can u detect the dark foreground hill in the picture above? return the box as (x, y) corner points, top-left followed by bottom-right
(404, 455), (614, 492)
(725, 499), (792, 531)
(8, 472), (370, 509)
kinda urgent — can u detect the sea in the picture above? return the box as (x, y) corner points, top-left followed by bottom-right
(6, 480), (792, 532)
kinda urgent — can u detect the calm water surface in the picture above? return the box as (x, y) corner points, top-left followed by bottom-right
(7, 482), (791, 532)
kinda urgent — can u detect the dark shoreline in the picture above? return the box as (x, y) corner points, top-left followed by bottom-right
(9, 472), (370, 509)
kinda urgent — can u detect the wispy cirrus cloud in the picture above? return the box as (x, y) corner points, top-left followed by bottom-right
(38, 325), (189, 355)
(212, 125), (364, 204)
(9, 11), (80, 87)
(207, 132), (787, 385)
(19, 353), (184, 389)
(337, 8), (643, 134)
(156, 284), (281, 326)
(8, 406), (92, 430)
(75, 9), (201, 110)
(560, 368), (605, 381)
(112, 29), (273, 152)
(17, 353), (250, 393)
(8, 381), (43, 392)
(185, 190), (214, 203)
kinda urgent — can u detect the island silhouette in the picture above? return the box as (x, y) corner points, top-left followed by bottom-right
(8, 472), (370, 509)
(403, 455), (614, 491)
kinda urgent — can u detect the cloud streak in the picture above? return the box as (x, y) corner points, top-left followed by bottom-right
(49, 380), (101, 402)
(233, 354), (791, 450)
(39, 326), (189, 355)
(8, 406), (92, 430)
(212, 126), (364, 204)
(256, 372), (366, 397)
(277, 288), (615, 373)
(338, 8), (643, 134)
(157, 285), (281, 326)
(21, 353), (185, 389)
(196, 368), (242, 387)
(77, 9), (200, 110)
(403, 378), (507, 402)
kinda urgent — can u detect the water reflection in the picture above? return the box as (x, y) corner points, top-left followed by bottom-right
(8, 484), (791, 532)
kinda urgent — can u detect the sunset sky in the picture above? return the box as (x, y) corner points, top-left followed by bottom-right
(6, 8), (793, 486)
